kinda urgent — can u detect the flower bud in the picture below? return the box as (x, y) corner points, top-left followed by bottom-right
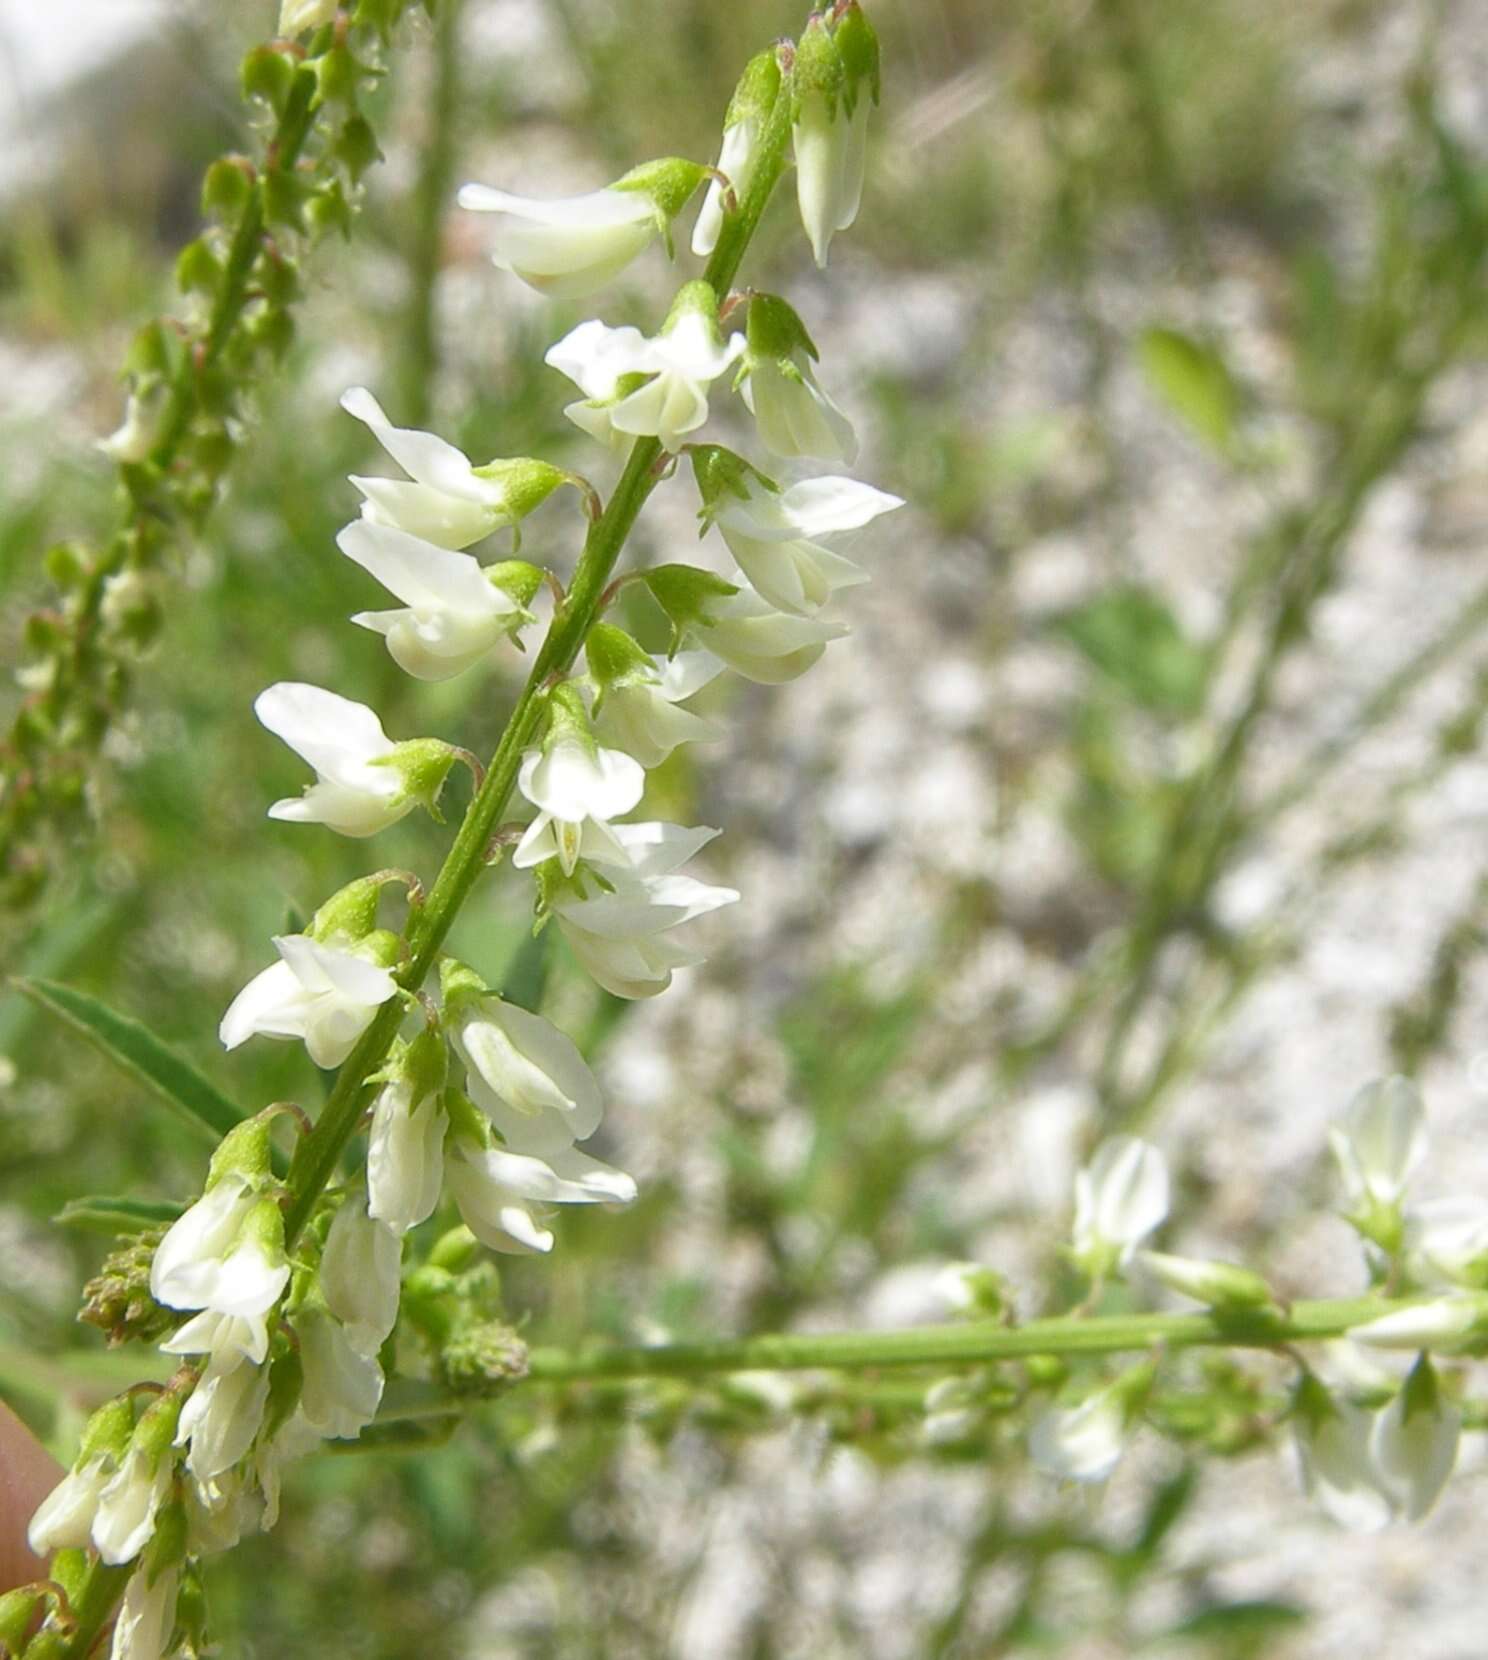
(1371, 1354), (1460, 1521)
(1135, 1250), (1277, 1312)
(1347, 1291), (1488, 1354)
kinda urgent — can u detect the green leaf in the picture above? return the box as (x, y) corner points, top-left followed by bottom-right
(1138, 326), (1239, 454)
(1164, 1600), (1306, 1647)
(13, 977), (245, 1148)
(1052, 585), (1208, 717)
(55, 1196), (185, 1235)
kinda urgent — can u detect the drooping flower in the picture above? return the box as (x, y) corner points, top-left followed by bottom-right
(337, 521), (539, 681)
(110, 1560), (181, 1660)
(446, 1133), (637, 1256)
(737, 294), (857, 464)
(692, 50), (781, 257)
(687, 576), (849, 685)
(367, 1032), (449, 1237)
(546, 283), (745, 453)
(255, 682), (456, 837)
(320, 1193), (402, 1355)
(586, 623), (723, 770)
(512, 685), (646, 876)
(1292, 1374), (1392, 1533)
(458, 157), (705, 299)
(295, 1306), (385, 1440)
(546, 822), (738, 998)
(710, 472), (901, 616)
(28, 1396), (135, 1557)
(173, 1357), (271, 1484)
(219, 934), (399, 1070)
(1070, 1136), (1170, 1278)
(342, 387), (566, 549)
(792, 4), (880, 268)
(92, 1392), (183, 1566)
(1028, 1368), (1150, 1484)
(444, 961), (605, 1156)
(1371, 1356), (1461, 1522)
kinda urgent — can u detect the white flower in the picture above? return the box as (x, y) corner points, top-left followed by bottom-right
(342, 386), (537, 549)
(458, 183), (659, 299)
(514, 723), (646, 877)
(591, 649), (723, 770)
(1371, 1359), (1460, 1522)
(174, 1356), (270, 1484)
(449, 993), (605, 1157)
(220, 934), (398, 1069)
(546, 296), (745, 453)
(368, 1076), (447, 1237)
(552, 823), (739, 999)
(447, 1138), (637, 1255)
(110, 1563), (180, 1660)
(296, 1309), (385, 1440)
(1028, 1381), (1132, 1484)
(741, 349), (857, 464)
(255, 682), (423, 838)
(689, 577), (848, 684)
(1330, 1075), (1426, 1211)
(692, 122), (757, 258)
(1071, 1137), (1170, 1275)
(795, 90), (868, 269)
(1294, 1386), (1392, 1532)
(1347, 1291), (1488, 1354)
(98, 390), (164, 466)
(28, 1457), (111, 1555)
(279, 0), (336, 34)
(337, 520), (530, 681)
(1405, 1196), (1488, 1288)
(712, 475), (901, 615)
(150, 1176), (289, 1349)
(321, 1195), (402, 1354)
(92, 1446), (173, 1565)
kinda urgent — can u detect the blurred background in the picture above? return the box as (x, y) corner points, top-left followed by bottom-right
(4, 0), (1488, 1654)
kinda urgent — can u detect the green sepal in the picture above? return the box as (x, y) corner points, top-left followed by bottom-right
(746, 291), (819, 363)
(377, 1024), (450, 1105)
(470, 456), (569, 521)
(541, 679), (599, 757)
(442, 1085), (491, 1149)
(690, 444), (778, 529)
(834, 1), (882, 112)
(1138, 1251), (1278, 1313)
(726, 49), (784, 130)
(359, 927), (402, 970)
(335, 113), (383, 183)
(485, 559), (544, 616)
(1291, 1370), (1340, 1432)
(132, 1387), (186, 1467)
(142, 1501), (189, 1585)
(176, 238), (223, 299)
(662, 279), (723, 340)
(313, 43), (364, 109)
(584, 622), (657, 695)
(793, 11), (845, 116)
(1398, 1351), (1443, 1424)
(201, 156), (255, 221)
(374, 737), (459, 821)
(612, 156), (708, 228)
(78, 1394), (137, 1466)
(261, 1340), (305, 1444)
(48, 1550), (90, 1610)
(308, 875), (386, 947)
(438, 957), (489, 1015)
(206, 1111), (276, 1190)
(639, 564), (738, 650)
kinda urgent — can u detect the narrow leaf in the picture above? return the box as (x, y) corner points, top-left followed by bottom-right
(1138, 326), (1239, 454)
(14, 977), (244, 1147)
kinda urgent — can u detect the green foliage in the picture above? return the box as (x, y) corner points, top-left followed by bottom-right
(1138, 326), (1240, 454)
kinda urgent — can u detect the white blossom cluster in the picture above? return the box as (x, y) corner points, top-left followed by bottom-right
(1000, 1082), (1473, 1527)
(25, 10), (895, 1654)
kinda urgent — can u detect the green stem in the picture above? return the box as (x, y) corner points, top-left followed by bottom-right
(283, 45), (799, 1245)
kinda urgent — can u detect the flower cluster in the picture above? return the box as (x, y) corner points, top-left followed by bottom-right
(23, 10), (894, 1653)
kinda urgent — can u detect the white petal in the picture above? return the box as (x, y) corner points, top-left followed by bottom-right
(296, 1313), (385, 1439)
(337, 519), (505, 617)
(150, 1177), (256, 1308)
(454, 999), (604, 1141)
(254, 682), (394, 779)
(340, 386), (485, 500)
(92, 1448), (171, 1564)
(545, 320), (654, 401)
(322, 1197), (402, 1350)
(291, 937), (399, 1006)
(28, 1460), (108, 1555)
(518, 738), (645, 824)
(352, 478), (501, 550)
(368, 1080), (447, 1237)
(776, 475), (905, 537)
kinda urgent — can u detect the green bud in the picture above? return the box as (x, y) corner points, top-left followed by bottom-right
(1022, 1353), (1068, 1389)
(78, 1394), (137, 1466)
(1137, 1251), (1278, 1313)
(124, 320), (177, 380)
(305, 176), (353, 239)
(314, 43), (361, 107)
(257, 250), (301, 309)
(201, 156), (254, 221)
(251, 307), (296, 363)
(262, 169), (308, 231)
(334, 113), (382, 182)
(44, 541), (92, 590)
(0, 1585), (45, 1652)
(438, 957), (488, 1013)
(174, 1564), (209, 1651)
(612, 156), (708, 226)
(426, 1224), (480, 1274)
(374, 737), (459, 821)
(308, 874), (386, 946)
(206, 1112), (276, 1190)
(360, 927), (402, 970)
(639, 563), (738, 646)
(175, 238), (222, 299)
(132, 1387), (185, 1467)
(584, 622), (656, 694)
(240, 45), (297, 114)
(19, 1629), (69, 1660)
(746, 292), (819, 363)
